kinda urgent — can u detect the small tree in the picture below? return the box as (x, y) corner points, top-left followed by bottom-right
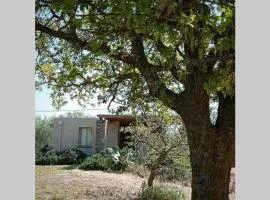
(127, 113), (188, 187)
(35, 116), (53, 157)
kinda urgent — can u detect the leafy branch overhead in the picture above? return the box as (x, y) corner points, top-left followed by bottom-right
(35, 0), (234, 112)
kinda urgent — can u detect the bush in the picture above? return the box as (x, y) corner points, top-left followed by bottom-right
(78, 147), (134, 171)
(57, 149), (78, 165)
(57, 149), (87, 165)
(35, 117), (53, 155)
(158, 164), (191, 183)
(74, 148), (88, 163)
(35, 147), (87, 165)
(108, 147), (134, 171)
(138, 185), (186, 200)
(35, 149), (59, 165)
(78, 153), (113, 170)
(158, 156), (191, 183)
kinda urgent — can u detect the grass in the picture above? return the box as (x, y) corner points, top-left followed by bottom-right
(126, 164), (150, 178)
(35, 165), (145, 200)
(138, 184), (186, 200)
(35, 166), (74, 200)
(36, 165), (234, 200)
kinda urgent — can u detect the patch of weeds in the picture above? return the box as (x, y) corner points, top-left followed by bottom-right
(137, 183), (186, 200)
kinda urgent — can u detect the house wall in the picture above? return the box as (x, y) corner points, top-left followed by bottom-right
(106, 121), (120, 148)
(53, 118), (98, 155)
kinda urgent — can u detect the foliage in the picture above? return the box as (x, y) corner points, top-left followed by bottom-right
(106, 147), (135, 171)
(57, 149), (87, 165)
(138, 184), (186, 200)
(63, 111), (90, 118)
(36, 147), (59, 165)
(126, 164), (150, 179)
(35, 116), (53, 158)
(78, 147), (134, 171)
(128, 114), (187, 164)
(35, 0), (234, 112)
(78, 153), (113, 170)
(126, 113), (190, 186)
(158, 155), (192, 183)
(35, 146), (87, 165)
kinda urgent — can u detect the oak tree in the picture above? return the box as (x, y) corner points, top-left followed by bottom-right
(35, 0), (235, 199)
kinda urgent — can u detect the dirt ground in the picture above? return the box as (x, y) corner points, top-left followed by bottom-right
(35, 165), (235, 200)
(36, 165), (147, 200)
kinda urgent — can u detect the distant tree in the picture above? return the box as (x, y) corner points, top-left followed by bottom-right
(35, 116), (53, 156)
(66, 111), (89, 118)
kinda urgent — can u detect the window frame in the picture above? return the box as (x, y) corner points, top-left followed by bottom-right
(78, 126), (93, 148)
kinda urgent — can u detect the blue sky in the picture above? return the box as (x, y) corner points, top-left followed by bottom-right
(35, 86), (114, 118)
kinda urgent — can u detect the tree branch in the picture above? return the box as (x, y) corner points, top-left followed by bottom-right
(36, 21), (88, 48)
(130, 36), (187, 112)
(35, 22), (188, 114)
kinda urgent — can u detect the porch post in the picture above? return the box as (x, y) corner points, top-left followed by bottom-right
(96, 119), (106, 152)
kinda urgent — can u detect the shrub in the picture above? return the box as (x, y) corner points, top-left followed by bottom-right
(57, 149), (87, 165)
(40, 144), (53, 154)
(35, 149), (59, 165)
(138, 185), (186, 200)
(35, 117), (53, 155)
(35, 147), (87, 165)
(108, 147), (134, 171)
(78, 153), (114, 170)
(57, 149), (78, 165)
(158, 164), (191, 183)
(158, 156), (191, 183)
(78, 147), (134, 171)
(74, 148), (88, 163)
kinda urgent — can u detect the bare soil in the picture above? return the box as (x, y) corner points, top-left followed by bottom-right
(35, 165), (235, 200)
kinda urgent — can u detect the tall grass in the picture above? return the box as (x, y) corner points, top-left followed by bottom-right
(137, 183), (186, 200)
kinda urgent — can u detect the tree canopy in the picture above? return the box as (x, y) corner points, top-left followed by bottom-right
(35, 0), (234, 113)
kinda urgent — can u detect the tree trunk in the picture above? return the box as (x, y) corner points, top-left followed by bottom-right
(148, 168), (157, 187)
(181, 94), (235, 200)
(188, 130), (234, 200)
(147, 152), (168, 187)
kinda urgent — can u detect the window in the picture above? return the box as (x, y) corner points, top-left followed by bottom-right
(78, 127), (92, 147)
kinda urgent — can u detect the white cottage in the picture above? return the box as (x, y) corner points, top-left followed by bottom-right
(53, 115), (135, 155)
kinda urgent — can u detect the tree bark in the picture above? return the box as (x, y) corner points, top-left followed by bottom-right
(180, 94), (234, 200)
(187, 126), (234, 200)
(177, 66), (235, 200)
(148, 168), (157, 187)
(147, 152), (168, 187)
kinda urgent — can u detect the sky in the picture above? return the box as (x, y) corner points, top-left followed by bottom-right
(35, 86), (116, 118)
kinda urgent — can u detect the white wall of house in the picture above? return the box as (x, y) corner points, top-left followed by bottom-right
(53, 118), (97, 154)
(53, 118), (121, 154)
